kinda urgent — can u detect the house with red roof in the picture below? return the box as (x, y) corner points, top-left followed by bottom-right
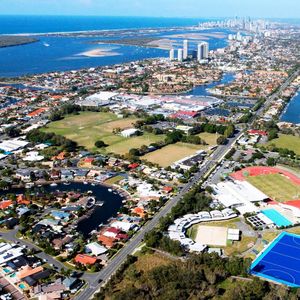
(0, 200), (13, 210)
(74, 254), (97, 266)
(128, 163), (139, 170)
(248, 129), (268, 136)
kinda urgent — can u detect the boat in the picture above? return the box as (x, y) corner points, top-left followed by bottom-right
(86, 197), (96, 209)
(108, 188), (113, 192)
(91, 183), (96, 186)
(25, 183), (34, 189)
(87, 190), (93, 194)
(96, 201), (104, 207)
(63, 181), (71, 186)
(50, 183), (57, 187)
(43, 43), (50, 47)
(83, 181), (88, 185)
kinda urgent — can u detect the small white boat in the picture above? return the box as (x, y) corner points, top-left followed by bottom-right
(83, 181), (88, 185)
(50, 183), (57, 187)
(43, 43), (50, 47)
(108, 188), (113, 192)
(63, 182), (71, 186)
(25, 183), (34, 189)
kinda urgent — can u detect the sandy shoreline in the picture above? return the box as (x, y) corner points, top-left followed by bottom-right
(77, 48), (121, 58)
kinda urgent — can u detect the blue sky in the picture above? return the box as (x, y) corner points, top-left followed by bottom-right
(0, 0), (298, 18)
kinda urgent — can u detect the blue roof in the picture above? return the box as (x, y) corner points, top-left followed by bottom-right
(51, 210), (70, 219)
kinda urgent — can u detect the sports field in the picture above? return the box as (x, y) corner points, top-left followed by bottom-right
(42, 111), (165, 154)
(142, 133), (218, 167)
(266, 134), (300, 155)
(247, 173), (300, 202)
(141, 142), (207, 167)
(250, 232), (300, 287)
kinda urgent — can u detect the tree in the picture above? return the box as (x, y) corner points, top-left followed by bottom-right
(267, 157), (276, 166)
(95, 140), (108, 148)
(129, 148), (140, 157)
(217, 135), (227, 145)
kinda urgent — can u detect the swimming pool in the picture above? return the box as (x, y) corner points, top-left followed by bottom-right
(19, 283), (26, 289)
(261, 209), (293, 227)
(9, 272), (16, 278)
(3, 268), (10, 273)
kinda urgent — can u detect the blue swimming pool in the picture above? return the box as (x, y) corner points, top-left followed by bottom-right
(261, 209), (292, 227)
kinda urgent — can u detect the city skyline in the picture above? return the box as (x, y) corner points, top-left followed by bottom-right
(0, 0), (299, 18)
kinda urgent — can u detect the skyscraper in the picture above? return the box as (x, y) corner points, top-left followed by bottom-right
(169, 48), (175, 61)
(178, 49), (183, 62)
(183, 40), (189, 60)
(197, 42), (209, 62)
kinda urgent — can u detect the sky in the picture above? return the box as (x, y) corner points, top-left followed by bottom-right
(0, 0), (298, 18)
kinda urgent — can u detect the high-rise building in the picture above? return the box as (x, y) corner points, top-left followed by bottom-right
(178, 49), (183, 62)
(169, 48), (175, 61)
(197, 42), (209, 62)
(183, 40), (189, 60)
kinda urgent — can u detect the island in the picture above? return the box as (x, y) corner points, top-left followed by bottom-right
(0, 36), (38, 48)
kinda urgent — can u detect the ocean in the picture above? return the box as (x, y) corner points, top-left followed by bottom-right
(0, 15), (231, 77)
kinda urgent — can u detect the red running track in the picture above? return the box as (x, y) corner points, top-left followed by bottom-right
(231, 166), (300, 186)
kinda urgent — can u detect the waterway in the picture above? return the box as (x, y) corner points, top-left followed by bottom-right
(0, 182), (124, 237)
(186, 72), (235, 97)
(281, 90), (300, 124)
(0, 16), (233, 77)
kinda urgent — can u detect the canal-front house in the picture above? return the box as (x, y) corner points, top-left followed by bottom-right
(61, 169), (73, 181)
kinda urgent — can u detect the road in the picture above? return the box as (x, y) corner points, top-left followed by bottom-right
(0, 227), (68, 271)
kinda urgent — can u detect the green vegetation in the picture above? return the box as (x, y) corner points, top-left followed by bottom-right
(247, 173), (300, 202)
(266, 134), (300, 156)
(42, 111), (165, 154)
(94, 251), (298, 300)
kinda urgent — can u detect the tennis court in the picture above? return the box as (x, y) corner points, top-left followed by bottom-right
(250, 232), (300, 287)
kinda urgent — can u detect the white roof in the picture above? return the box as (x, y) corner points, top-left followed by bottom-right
(0, 245), (23, 264)
(111, 221), (133, 232)
(0, 139), (28, 152)
(121, 128), (138, 135)
(257, 212), (274, 225)
(227, 233), (240, 241)
(86, 91), (118, 101)
(214, 180), (267, 212)
(86, 242), (107, 256)
(228, 228), (240, 235)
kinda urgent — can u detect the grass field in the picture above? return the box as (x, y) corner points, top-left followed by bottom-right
(141, 132), (219, 167)
(266, 134), (300, 155)
(246, 173), (300, 202)
(42, 112), (165, 154)
(141, 142), (207, 167)
(197, 132), (220, 146)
